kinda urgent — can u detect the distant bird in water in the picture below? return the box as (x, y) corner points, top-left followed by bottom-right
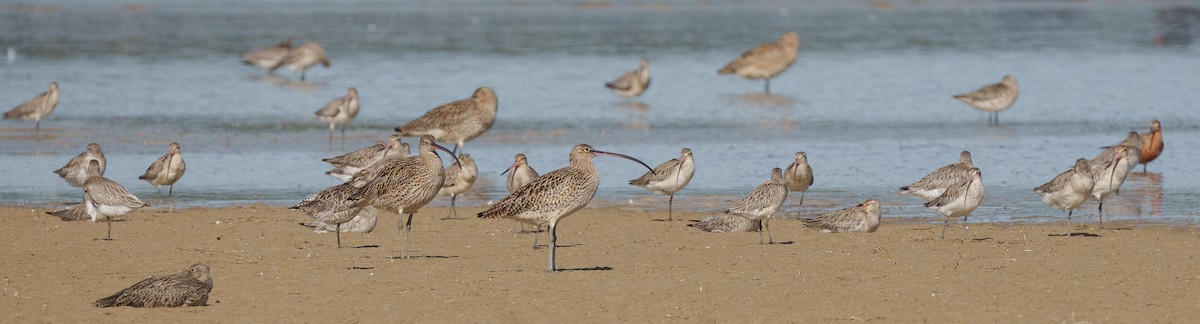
(315, 87), (360, 144)
(783, 151), (813, 215)
(803, 199), (882, 233)
(94, 263), (212, 308)
(1088, 145), (1139, 229)
(324, 135), (407, 182)
(438, 153), (478, 219)
(139, 142), (186, 213)
(53, 143), (106, 187)
(925, 167), (985, 240)
(271, 41), (330, 81)
(901, 151), (973, 202)
(953, 75), (1019, 126)
(629, 147), (695, 221)
(347, 135), (456, 259)
(394, 87), (498, 154)
(605, 57), (651, 98)
(241, 38), (292, 74)
(301, 207), (377, 234)
(3, 81), (59, 135)
(83, 160), (149, 240)
(292, 182), (374, 248)
(724, 167), (789, 244)
(503, 153), (541, 236)
(1034, 158), (1095, 236)
(479, 144), (653, 272)
(688, 213), (760, 233)
(718, 32), (800, 94)
(1138, 119), (1164, 173)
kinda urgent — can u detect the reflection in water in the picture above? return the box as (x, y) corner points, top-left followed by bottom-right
(1124, 172), (1164, 217)
(251, 75), (322, 90)
(1155, 7), (1200, 46)
(734, 93), (795, 107)
(615, 101), (650, 130)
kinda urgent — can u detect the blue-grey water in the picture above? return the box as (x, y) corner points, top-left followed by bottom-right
(2, 1), (1198, 223)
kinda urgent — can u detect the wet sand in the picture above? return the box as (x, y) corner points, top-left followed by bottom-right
(0, 204), (1197, 322)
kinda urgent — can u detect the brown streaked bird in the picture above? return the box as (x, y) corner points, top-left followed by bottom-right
(925, 167), (985, 240)
(1088, 145), (1139, 229)
(724, 167), (789, 245)
(438, 153), (477, 219)
(503, 153), (541, 236)
(94, 263), (212, 308)
(46, 202), (90, 221)
(1035, 158), (1095, 236)
(783, 151), (813, 215)
(271, 41), (330, 81)
(953, 75), (1019, 126)
(83, 160), (149, 240)
(3, 81), (59, 134)
(688, 213), (760, 233)
(315, 87), (360, 143)
(1139, 119), (1164, 172)
(901, 151), (973, 202)
(53, 143), (105, 187)
(324, 135), (407, 182)
(478, 144), (654, 272)
(291, 182), (375, 248)
(394, 86), (498, 154)
(301, 207), (377, 234)
(138, 142), (186, 213)
(629, 147), (695, 221)
(605, 57), (651, 98)
(346, 134), (457, 259)
(718, 32), (800, 94)
(242, 38), (292, 74)
(804, 199), (882, 233)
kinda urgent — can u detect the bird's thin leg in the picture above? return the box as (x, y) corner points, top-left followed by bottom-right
(764, 79), (771, 94)
(105, 216), (113, 241)
(758, 219), (765, 245)
(168, 184), (175, 213)
(446, 195), (457, 219)
(962, 216), (970, 241)
(405, 212), (415, 258)
(452, 143), (460, 156)
(1066, 210), (1073, 236)
(301, 70), (307, 81)
(35, 120), (41, 139)
(668, 193), (674, 221)
(1098, 201), (1104, 229)
(941, 218), (950, 239)
(156, 187), (163, 206)
(798, 192), (806, 217)
(336, 223), (343, 248)
(548, 223), (558, 272)
(532, 226), (541, 250)
(396, 209), (406, 258)
(341, 126), (346, 144)
(766, 216), (774, 244)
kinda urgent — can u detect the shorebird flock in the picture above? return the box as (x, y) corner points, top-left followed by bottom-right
(4, 32), (1169, 276)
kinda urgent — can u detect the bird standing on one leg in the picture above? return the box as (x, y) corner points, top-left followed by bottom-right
(629, 148), (695, 221)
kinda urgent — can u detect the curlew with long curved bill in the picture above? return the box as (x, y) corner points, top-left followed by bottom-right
(438, 153), (477, 219)
(394, 87), (498, 154)
(95, 263), (212, 308)
(901, 151), (973, 202)
(315, 87), (360, 144)
(138, 142), (186, 213)
(83, 160), (149, 240)
(324, 135), (407, 181)
(1035, 158), (1095, 235)
(346, 135), (457, 259)
(718, 32), (800, 94)
(804, 199), (882, 233)
(1139, 119), (1164, 172)
(925, 168), (985, 240)
(478, 144), (654, 272)
(629, 147), (694, 221)
(54, 143), (105, 187)
(3, 81), (59, 135)
(291, 182), (375, 248)
(725, 167), (788, 244)
(784, 151), (813, 215)
(605, 57), (651, 98)
(953, 75), (1019, 126)
(1088, 145), (1139, 229)
(242, 39), (292, 74)
(270, 41), (330, 81)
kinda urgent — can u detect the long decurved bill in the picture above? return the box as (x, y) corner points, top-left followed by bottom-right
(431, 142), (461, 167)
(593, 150), (655, 175)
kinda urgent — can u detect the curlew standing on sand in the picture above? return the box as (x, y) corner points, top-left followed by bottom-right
(301, 207), (377, 234)
(1088, 145), (1139, 229)
(784, 151), (813, 215)
(901, 151), (973, 202)
(725, 167), (789, 244)
(689, 213), (760, 233)
(478, 144), (653, 272)
(53, 143), (106, 187)
(394, 87), (498, 154)
(605, 57), (651, 98)
(324, 135), (407, 182)
(347, 135), (456, 259)
(803, 199), (882, 233)
(1034, 158), (1095, 235)
(953, 75), (1019, 126)
(315, 87), (360, 144)
(438, 153), (478, 219)
(242, 39), (292, 74)
(95, 263), (212, 308)
(3, 81), (59, 134)
(1138, 119), (1164, 172)
(718, 32), (800, 94)
(925, 168), (985, 240)
(629, 148), (695, 221)
(271, 41), (330, 81)
(83, 160), (149, 240)
(139, 142), (186, 213)
(292, 182), (375, 248)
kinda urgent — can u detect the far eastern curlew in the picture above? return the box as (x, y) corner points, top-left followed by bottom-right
(315, 87), (360, 144)
(783, 151), (813, 216)
(478, 144), (653, 272)
(271, 41), (330, 81)
(83, 160), (149, 240)
(138, 142), (186, 213)
(953, 75), (1019, 126)
(901, 151), (973, 202)
(94, 263), (212, 308)
(242, 39), (292, 74)
(3, 81), (59, 135)
(53, 143), (106, 187)
(394, 87), (498, 154)
(438, 153), (477, 219)
(803, 199), (882, 233)
(725, 167), (789, 245)
(1035, 158), (1095, 236)
(925, 167), (985, 240)
(629, 147), (694, 221)
(605, 57), (651, 98)
(718, 32), (800, 94)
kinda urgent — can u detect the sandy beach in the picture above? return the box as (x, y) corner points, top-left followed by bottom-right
(1, 204), (1196, 322)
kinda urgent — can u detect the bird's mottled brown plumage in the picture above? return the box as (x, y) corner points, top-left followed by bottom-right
(53, 143), (105, 187)
(901, 151), (973, 201)
(271, 41), (330, 81)
(315, 87), (360, 142)
(504, 153), (539, 193)
(689, 213), (759, 233)
(83, 160), (148, 239)
(347, 134), (453, 258)
(605, 57), (651, 98)
(94, 263), (212, 308)
(804, 199), (881, 233)
(725, 167), (788, 244)
(1035, 158), (1094, 234)
(292, 182), (375, 247)
(46, 203), (90, 221)
(1088, 145), (1139, 229)
(954, 75), (1019, 125)
(630, 148), (694, 221)
(301, 207), (377, 234)
(3, 81), (59, 130)
(784, 151), (814, 213)
(324, 135), (406, 181)
(438, 153), (477, 219)
(925, 168), (985, 240)
(718, 32), (800, 93)
(242, 39), (292, 72)
(139, 142), (186, 212)
(393, 87), (498, 153)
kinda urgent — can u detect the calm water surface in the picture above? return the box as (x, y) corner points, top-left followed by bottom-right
(2, 1), (1198, 224)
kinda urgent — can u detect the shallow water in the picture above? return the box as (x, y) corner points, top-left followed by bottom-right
(2, 1), (1198, 223)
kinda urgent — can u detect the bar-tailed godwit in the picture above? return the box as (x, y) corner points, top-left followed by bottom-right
(901, 151), (973, 201)
(324, 135), (407, 181)
(53, 143), (105, 187)
(1034, 158), (1095, 235)
(3, 81), (59, 134)
(724, 167), (788, 244)
(291, 182), (375, 248)
(271, 41), (330, 81)
(242, 39), (292, 74)
(925, 167), (985, 240)
(138, 142), (186, 213)
(629, 147), (694, 221)
(478, 144), (653, 272)
(784, 151), (813, 214)
(803, 199), (882, 233)
(394, 87), (498, 154)
(688, 213), (759, 233)
(315, 87), (360, 143)
(83, 160), (149, 240)
(1139, 119), (1164, 172)
(1088, 145), (1139, 229)
(718, 32), (800, 94)
(503, 153), (539, 193)
(46, 203), (90, 221)
(94, 263), (212, 308)
(301, 207), (377, 234)
(438, 153), (477, 219)
(605, 57), (651, 98)
(953, 75), (1019, 126)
